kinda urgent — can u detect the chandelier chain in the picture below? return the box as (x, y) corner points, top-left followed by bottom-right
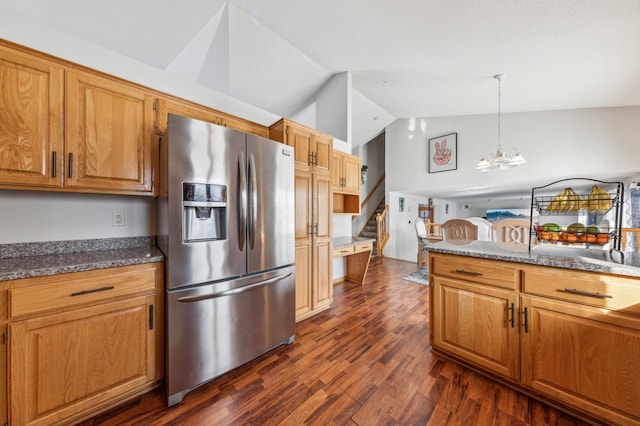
(496, 74), (502, 153)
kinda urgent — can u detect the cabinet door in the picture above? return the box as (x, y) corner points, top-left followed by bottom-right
(65, 70), (153, 194)
(312, 173), (333, 309)
(295, 244), (312, 319)
(432, 276), (520, 380)
(341, 153), (360, 194)
(312, 132), (332, 173)
(154, 97), (223, 135)
(295, 170), (313, 247)
(330, 152), (342, 191)
(286, 124), (313, 171)
(9, 296), (157, 426)
(314, 172), (332, 242)
(312, 239), (332, 310)
(0, 46), (63, 188)
(294, 170), (313, 320)
(521, 295), (640, 425)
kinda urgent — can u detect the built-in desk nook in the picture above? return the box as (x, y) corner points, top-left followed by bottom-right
(332, 237), (375, 284)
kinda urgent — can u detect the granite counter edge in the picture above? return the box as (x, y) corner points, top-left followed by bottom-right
(426, 246), (640, 278)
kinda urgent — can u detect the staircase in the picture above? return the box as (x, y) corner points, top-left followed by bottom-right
(358, 199), (387, 256)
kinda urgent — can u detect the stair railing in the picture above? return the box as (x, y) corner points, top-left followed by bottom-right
(376, 204), (390, 257)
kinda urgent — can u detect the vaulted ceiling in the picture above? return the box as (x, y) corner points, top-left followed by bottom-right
(1, 0), (639, 147)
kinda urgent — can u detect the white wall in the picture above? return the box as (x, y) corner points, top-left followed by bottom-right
(0, 191), (155, 244)
(385, 106), (640, 262)
(352, 132), (386, 236)
(332, 138), (354, 280)
(386, 107), (640, 197)
(316, 72), (352, 143)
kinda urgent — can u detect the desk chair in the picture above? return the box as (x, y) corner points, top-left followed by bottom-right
(442, 219), (478, 241)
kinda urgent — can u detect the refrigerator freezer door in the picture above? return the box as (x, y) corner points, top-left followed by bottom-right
(166, 265), (295, 406)
(246, 134), (295, 274)
(166, 115), (247, 289)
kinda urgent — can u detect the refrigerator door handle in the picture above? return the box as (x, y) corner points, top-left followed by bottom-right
(238, 151), (247, 251)
(176, 272), (293, 303)
(248, 152), (258, 250)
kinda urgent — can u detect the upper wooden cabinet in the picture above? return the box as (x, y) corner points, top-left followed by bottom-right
(269, 119), (332, 173)
(0, 43), (155, 195)
(331, 150), (361, 215)
(65, 70), (154, 194)
(154, 98), (268, 138)
(0, 41), (271, 195)
(0, 45), (64, 188)
(331, 151), (360, 194)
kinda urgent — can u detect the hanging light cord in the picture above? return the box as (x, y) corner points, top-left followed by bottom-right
(495, 74), (502, 154)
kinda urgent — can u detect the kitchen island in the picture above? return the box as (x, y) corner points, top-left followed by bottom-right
(427, 240), (640, 426)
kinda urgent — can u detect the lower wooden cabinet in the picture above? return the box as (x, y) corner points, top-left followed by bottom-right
(432, 276), (519, 380)
(1, 262), (164, 426)
(430, 252), (640, 425)
(521, 295), (640, 425)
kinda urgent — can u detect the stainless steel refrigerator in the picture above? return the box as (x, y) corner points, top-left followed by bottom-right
(157, 114), (295, 406)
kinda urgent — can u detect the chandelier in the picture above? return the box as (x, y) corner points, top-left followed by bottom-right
(476, 74), (526, 171)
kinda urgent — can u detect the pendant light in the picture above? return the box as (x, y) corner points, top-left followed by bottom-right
(476, 74), (526, 171)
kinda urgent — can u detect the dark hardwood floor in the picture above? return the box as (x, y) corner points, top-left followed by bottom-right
(82, 257), (590, 426)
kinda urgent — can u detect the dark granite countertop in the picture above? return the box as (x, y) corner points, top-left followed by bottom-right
(333, 236), (376, 248)
(0, 237), (164, 282)
(425, 240), (640, 278)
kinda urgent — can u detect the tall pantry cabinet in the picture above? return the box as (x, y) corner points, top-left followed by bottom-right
(269, 119), (333, 321)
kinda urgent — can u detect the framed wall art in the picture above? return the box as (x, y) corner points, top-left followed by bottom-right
(428, 132), (457, 173)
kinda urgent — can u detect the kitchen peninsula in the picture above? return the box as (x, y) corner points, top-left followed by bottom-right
(427, 240), (640, 426)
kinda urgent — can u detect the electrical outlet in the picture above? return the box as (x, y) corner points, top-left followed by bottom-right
(112, 212), (125, 227)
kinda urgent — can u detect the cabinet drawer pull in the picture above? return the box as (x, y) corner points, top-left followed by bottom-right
(524, 307), (529, 333)
(71, 286), (115, 297)
(52, 151), (57, 177)
(560, 288), (613, 299)
(340, 249), (350, 254)
(454, 269), (483, 276)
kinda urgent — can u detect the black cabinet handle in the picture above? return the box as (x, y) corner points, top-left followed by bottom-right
(149, 304), (154, 330)
(68, 153), (73, 178)
(510, 303), (515, 328)
(454, 269), (483, 276)
(52, 151), (57, 177)
(560, 288), (612, 299)
(71, 286), (114, 297)
(524, 307), (529, 333)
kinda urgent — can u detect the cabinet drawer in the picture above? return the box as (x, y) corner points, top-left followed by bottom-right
(354, 242), (373, 253)
(333, 246), (355, 257)
(9, 266), (158, 318)
(522, 266), (640, 313)
(431, 253), (519, 290)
